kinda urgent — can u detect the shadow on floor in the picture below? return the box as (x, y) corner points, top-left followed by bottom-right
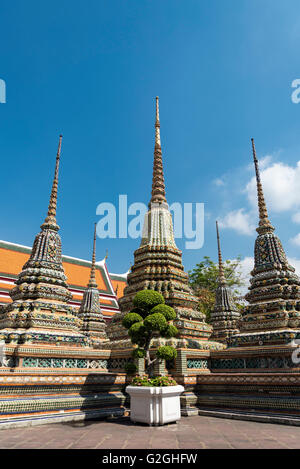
(60, 416), (131, 429)
(61, 416), (179, 429)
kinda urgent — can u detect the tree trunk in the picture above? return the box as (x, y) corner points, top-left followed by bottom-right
(145, 333), (157, 377)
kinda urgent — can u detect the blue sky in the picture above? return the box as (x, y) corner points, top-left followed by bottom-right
(1, 0), (300, 281)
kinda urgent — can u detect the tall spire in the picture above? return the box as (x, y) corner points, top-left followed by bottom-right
(88, 223), (97, 288)
(149, 96), (167, 206)
(110, 97), (224, 354)
(228, 141), (300, 349)
(210, 221), (240, 344)
(41, 135), (62, 231)
(155, 95), (161, 147)
(1, 135), (86, 346)
(78, 224), (107, 346)
(216, 221), (226, 285)
(251, 138), (274, 235)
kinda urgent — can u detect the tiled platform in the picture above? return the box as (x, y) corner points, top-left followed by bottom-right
(0, 415), (300, 449)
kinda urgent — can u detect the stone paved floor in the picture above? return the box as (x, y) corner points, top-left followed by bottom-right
(0, 416), (300, 449)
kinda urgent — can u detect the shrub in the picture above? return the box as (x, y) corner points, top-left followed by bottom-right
(131, 375), (177, 387)
(161, 324), (179, 338)
(132, 348), (146, 359)
(151, 304), (176, 321)
(128, 322), (146, 337)
(122, 290), (178, 377)
(156, 345), (178, 361)
(150, 376), (177, 387)
(122, 312), (143, 329)
(128, 322), (147, 347)
(124, 362), (137, 375)
(133, 290), (165, 314)
(144, 313), (167, 331)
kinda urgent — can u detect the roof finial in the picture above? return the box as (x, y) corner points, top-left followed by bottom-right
(88, 223), (98, 288)
(41, 135), (62, 231)
(251, 138), (274, 234)
(216, 221), (226, 285)
(149, 96), (167, 207)
(155, 96), (161, 146)
(104, 249), (108, 261)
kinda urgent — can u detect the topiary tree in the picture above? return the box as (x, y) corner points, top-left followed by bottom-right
(122, 290), (178, 376)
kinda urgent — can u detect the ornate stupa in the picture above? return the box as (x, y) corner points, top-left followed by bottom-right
(230, 138), (300, 347)
(0, 136), (88, 347)
(78, 224), (108, 347)
(108, 97), (223, 352)
(210, 221), (240, 344)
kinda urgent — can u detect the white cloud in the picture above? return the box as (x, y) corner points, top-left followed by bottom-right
(213, 177), (226, 187)
(216, 151), (300, 248)
(219, 208), (256, 236)
(239, 256), (254, 278)
(233, 255), (300, 297)
(245, 154), (274, 172)
(288, 257), (300, 276)
(246, 160), (300, 213)
(235, 256), (254, 296)
(290, 233), (300, 246)
(259, 155), (273, 170)
(292, 212), (300, 224)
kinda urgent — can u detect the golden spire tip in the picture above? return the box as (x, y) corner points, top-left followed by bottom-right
(88, 223), (97, 287)
(41, 135), (62, 231)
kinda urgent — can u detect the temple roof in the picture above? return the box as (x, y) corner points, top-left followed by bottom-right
(0, 239), (127, 319)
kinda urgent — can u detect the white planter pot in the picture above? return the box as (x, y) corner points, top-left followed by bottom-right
(126, 385), (184, 426)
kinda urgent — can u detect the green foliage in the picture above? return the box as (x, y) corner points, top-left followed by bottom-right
(125, 290), (178, 376)
(144, 313), (167, 331)
(132, 348), (146, 359)
(133, 290), (165, 316)
(131, 375), (177, 387)
(150, 376), (177, 387)
(122, 312), (143, 329)
(189, 255), (244, 291)
(124, 362), (137, 375)
(128, 322), (147, 345)
(151, 304), (176, 321)
(188, 255), (245, 322)
(161, 324), (178, 338)
(156, 345), (177, 361)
